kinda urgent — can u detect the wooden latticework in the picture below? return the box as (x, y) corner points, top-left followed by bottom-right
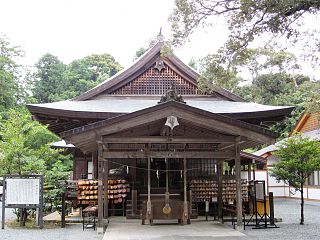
(111, 62), (204, 95)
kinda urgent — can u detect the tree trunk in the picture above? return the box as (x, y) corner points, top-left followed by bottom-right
(19, 208), (27, 227)
(19, 209), (24, 226)
(300, 181), (304, 225)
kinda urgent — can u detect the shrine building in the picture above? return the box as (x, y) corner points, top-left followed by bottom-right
(27, 36), (294, 231)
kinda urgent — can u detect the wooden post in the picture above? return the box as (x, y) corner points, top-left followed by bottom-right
(2, 177), (6, 229)
(103, 159), (109, 220)
(235, 137), (242, 229)
(217, 160), (223, 220)
(248, 164), (252, 181)
(97, 143), (104, 233)
(132, 190), (137, 216)
(146, 156), (151, 220)
(61, 192), (66, 228)
(92, 151), (98, 179)
(253, 160), (256, 181)
(39, 175), (44, 229)
(183, 157), (188, 224)
(166, 158), (169, 193)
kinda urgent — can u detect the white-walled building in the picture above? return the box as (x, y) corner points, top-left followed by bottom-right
(253, 112), (320, 201)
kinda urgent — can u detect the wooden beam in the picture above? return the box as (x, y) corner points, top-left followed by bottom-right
(102, 136), (236, 143)
(102, 151), (235, 159)
(64, 103), (275, 151)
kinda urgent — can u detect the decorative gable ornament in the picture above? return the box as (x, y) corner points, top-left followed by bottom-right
(165, 116), (179, 131)
(158, 87), (186, 104)
(154, 59), (166, 72)
(149, 30), (165, 48)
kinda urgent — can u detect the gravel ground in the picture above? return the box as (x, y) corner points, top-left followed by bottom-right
(0, 201), (103, 240)
(1, 199), (320, 240)
(243, 198), (320, 240)
(0, 223), (103, 240)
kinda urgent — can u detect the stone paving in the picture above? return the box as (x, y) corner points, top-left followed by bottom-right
(103, 218), (246, 240)
(1, 199), (320, 240)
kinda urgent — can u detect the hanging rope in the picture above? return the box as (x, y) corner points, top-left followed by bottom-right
(106, 159), (206, 172)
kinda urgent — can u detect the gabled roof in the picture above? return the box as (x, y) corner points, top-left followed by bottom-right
(290, 112), (319, 136)
(27, 97), (293, 119)
(61, 100), (277, 152)
(73, 42), (244, 102)
(253, 129), (320, 157)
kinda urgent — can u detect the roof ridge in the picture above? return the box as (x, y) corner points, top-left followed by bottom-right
(72, 40), (244, 102)
(73, 42), (163, 101)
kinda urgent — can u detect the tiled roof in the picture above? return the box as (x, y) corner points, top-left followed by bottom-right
(28, 97), (293, 115)
(253, 129), (320, 156)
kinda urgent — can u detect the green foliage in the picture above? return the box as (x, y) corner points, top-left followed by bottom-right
(271, 134), (320, 224)
(198, 54), (241, 92)
(0, 109), (45, 175)
(0, 34), (25, 112)
(44, 160), (72, 209)
(0, 108), (72, 211)
(188, 58), (198, 71)
(195, 46), (318, 136)
(31, 53), (66, 103)
(235, 75), (320, 137)
(170, 0), (320, 60)
(234, 47), (300, 78)
(306, 93), (320, 114)
(133, 47), (147, 61)
(272, 134), (320, 189)
(30, 53), (122, 102)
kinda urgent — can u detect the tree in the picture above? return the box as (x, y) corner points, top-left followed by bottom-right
(0, 34), (25, 112)
(271, 134), (320, 225)
(0, 108), (71, 225)
(170, 0), (320, 61)
(31, 53), (66, 103)
(133, 47), (147, 61)
(31, 53), (122, 102)
(198, 54), (241, 92)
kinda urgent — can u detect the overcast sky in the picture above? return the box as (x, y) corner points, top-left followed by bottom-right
(0, 0), (229, 68)
(1, 0), (319, 79)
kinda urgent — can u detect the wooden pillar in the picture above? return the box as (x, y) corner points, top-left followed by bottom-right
(92, 151), (98, 179)
(217, 160), (223, 220)
(103, 158), (109, 220)
(248, 164), (252, 181)
(253, 160), (256, 181)
(97, 143), (104, 233)
(146, 156), (151, 220)
(166, 158), (169, 193)
(235, 137), (242, 229)
(61, 192), (66, 228)
(183, 157), (188, 224)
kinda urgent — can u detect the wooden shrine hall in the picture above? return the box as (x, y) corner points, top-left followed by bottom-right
(27, 35), (294, 231)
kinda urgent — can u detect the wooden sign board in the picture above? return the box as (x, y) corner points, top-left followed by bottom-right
(1, 175), (43, 230)
(6, 178), (40, 205)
